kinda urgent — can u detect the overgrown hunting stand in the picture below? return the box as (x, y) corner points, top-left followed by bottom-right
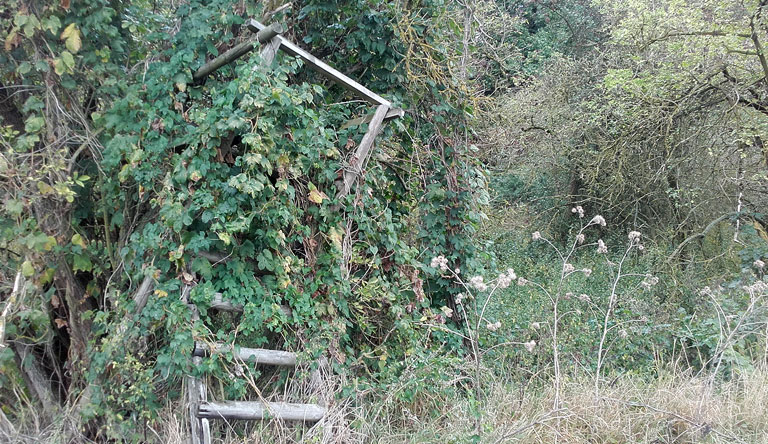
(184, 19), (404, 444)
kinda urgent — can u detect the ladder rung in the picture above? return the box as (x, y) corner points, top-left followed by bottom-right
(211, 293), (243, 312)
(197, 400), (325, 421)
(194, 342), (297, 366)
(209, 293), (293, 317)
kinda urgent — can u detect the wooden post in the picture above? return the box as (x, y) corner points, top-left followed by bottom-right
(336, 104), (390, 200)
(184, 286), (211, 444)
(193, 23), (284, 82)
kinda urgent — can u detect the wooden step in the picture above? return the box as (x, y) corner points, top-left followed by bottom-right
(197, 400), (325, 421)
(209, 292), (292, 317)
(193, 342), (297, 366)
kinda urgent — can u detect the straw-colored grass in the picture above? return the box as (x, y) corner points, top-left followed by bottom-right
(3, 364), (767, 443)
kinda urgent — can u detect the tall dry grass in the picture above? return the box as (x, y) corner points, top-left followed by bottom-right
(3, 364), (767, 443)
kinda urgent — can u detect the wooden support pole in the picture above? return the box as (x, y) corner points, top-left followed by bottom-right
(337, 104), (390, 200)
(193, 23), (284, 81)
(187, 357), (210, 444)
(185, 287), (211, 444)
(194, 342), (297, 366)
(198, 400), (326, 422)
(247, 19), (393, 107)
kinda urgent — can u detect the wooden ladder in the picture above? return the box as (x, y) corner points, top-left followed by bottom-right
(185, 289), (325, 444)
(186, 18), (404, 444)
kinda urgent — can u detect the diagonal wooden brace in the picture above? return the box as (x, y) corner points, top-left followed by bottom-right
(336, 104), (390, 202)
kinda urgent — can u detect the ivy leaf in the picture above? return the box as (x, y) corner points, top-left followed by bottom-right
(60, 23), (81, 53)
(328, 226), (343, 250)
(21, 260), (35, 277)
(24, 116), (45, 133)
(308, 188), (327, 205)
(73, 254), (93, 272)
(71, 233), (87, 249)
(217, 232), (231, 245)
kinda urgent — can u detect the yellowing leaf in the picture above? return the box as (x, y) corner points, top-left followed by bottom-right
(37, 181), (54, 194)
(60, 23), (81, 53)
(308, 189), (327, 205)
(71, 233), (87, 248)
(154, 289), (168, 298)
(21, 260), (35, 277)
(217, 232), (231, 245)
(329, 226), (343, 250)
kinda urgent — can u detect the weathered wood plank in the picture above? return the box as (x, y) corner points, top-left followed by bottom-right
(337, 104), (390, 199)
(209, 292), (293, 317)
(210, 292), (243, 312)
(247, 19), (392, 107)
(259, 36), (282, 69)
(193, 23), (284, 81)
(194, 342), (297, 366)
(341, 107), (404, 130)
(198, 401), (326, 422)
(188, 356), (210, 444)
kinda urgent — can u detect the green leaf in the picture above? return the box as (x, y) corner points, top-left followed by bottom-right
(21, 260), (34, 277)
(17, 62), (31, 75)
(60, 23), (81, 53)
(61, 51), (75, 69)
(24, 116), (45, 133)
(73, 254), (93, 272)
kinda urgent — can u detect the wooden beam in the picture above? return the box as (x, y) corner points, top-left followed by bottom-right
(194, 342), (297, 366)
(341, 107), (404, 130)
(193, 23), (284, 81)
(198, 401), (326, 422)
(187, 357), (211, 444)
(209, 292), (292, 317)
(247, 19), (393, 107)
(337, 104), (390, 199)
(186, 295), (210, 444)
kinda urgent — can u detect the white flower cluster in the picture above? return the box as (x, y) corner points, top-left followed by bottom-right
(577, 233), (585, 244)
(469, 275), (488, 292)
(590, 215), (607, 227)
(455, 292), (467, 304)
(497, 268), (517, 289)
(532, 231), (542, 241)
(597, 239), (608, 254)
(640, 274), (659, 290)
(530, 322), (541, 330)
(430, 255), (450, 271)
(755, 259), (765, 270)
(578, 293), (591, 302)
(572, 205), (585, 218)
(745, 281), (768, 294)
(583, 268), (592, 277)
(517, 277), (528, 286)
(487, 321), (501, 331)
(524, 340), (536, 352)
(563, 263), (575, 273)
(628, 231), (641, 243)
